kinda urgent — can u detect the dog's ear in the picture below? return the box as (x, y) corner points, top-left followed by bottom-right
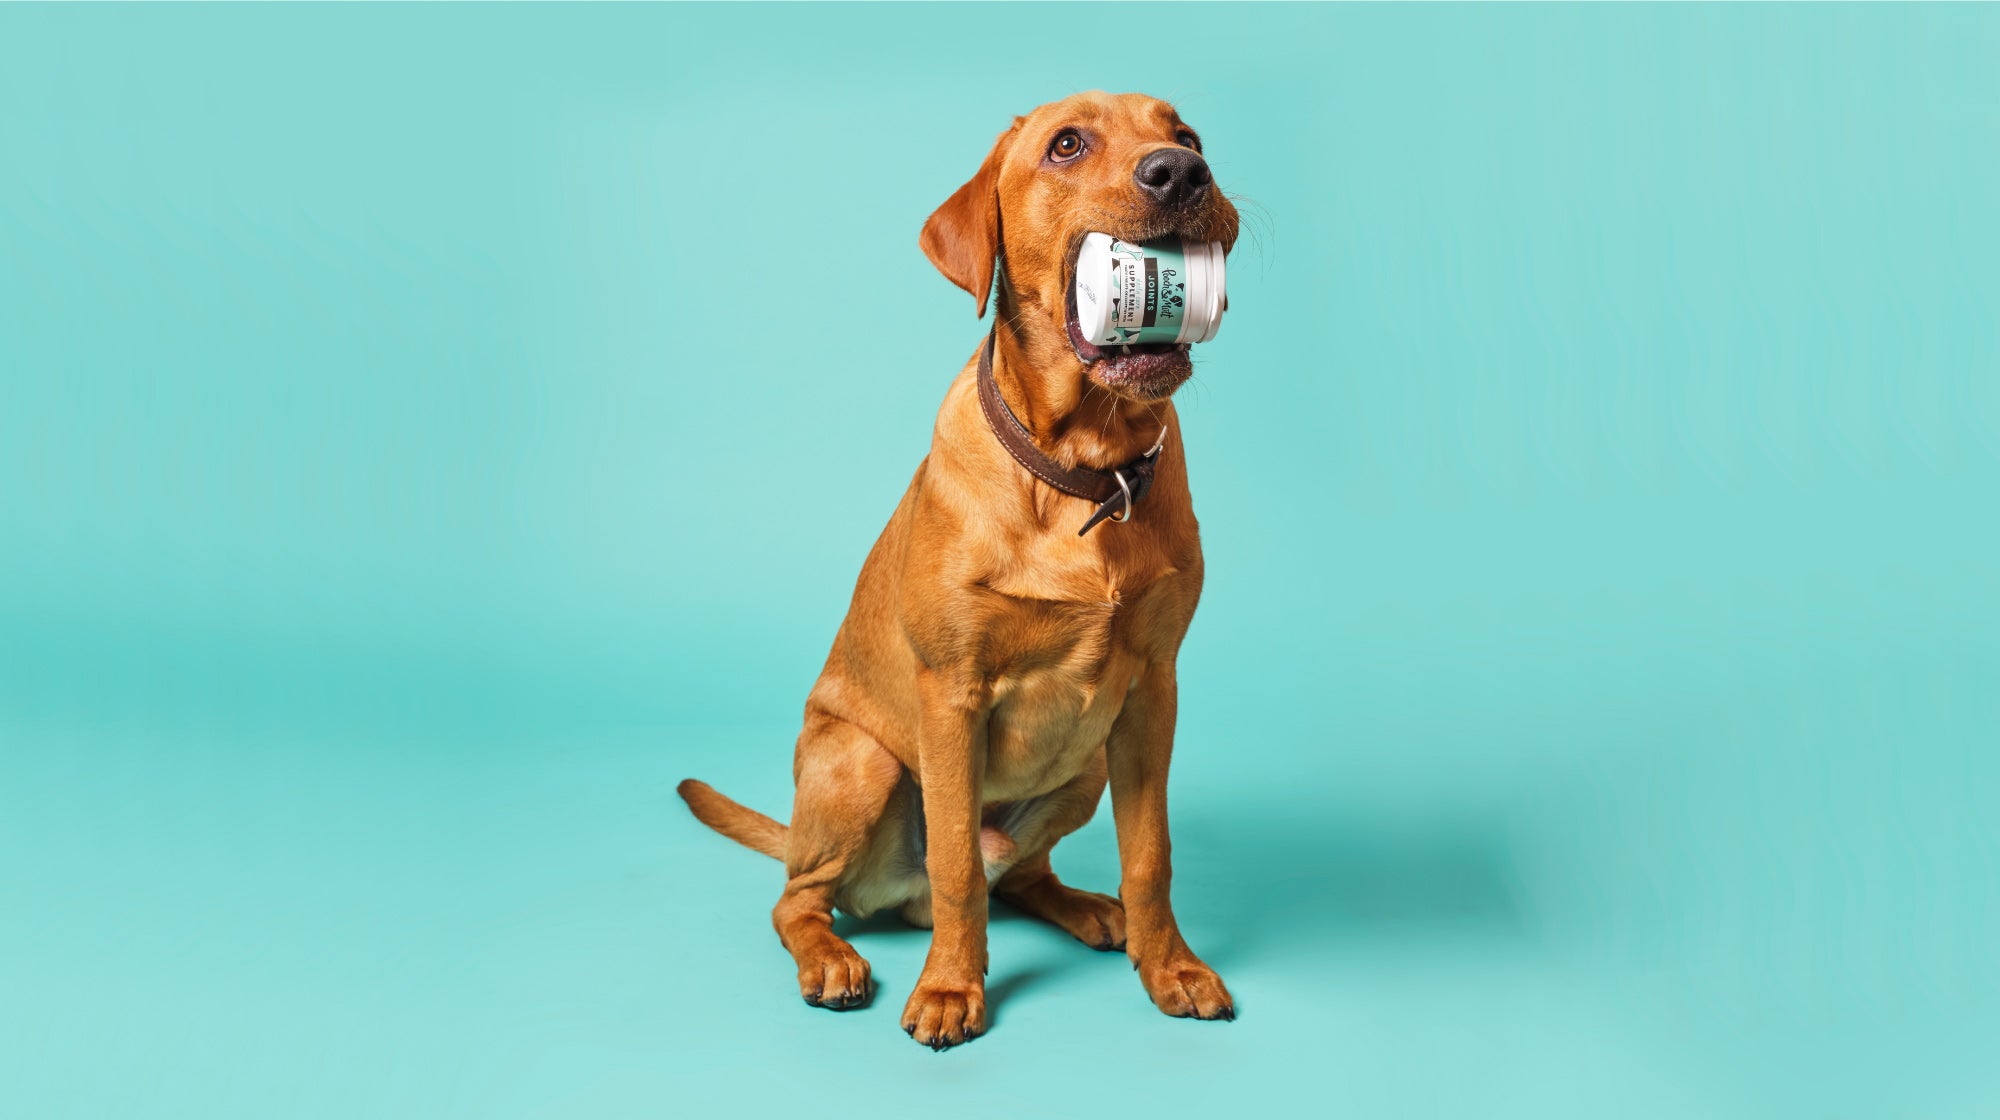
(920, 119), (1021, 318)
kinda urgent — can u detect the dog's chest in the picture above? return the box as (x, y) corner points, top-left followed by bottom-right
(976, 568), (1154, 801)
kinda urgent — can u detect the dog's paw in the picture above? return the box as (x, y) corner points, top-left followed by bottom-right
(1138, 955), (1234, 1021)
(798, 943), (872, 1010)
(1056, 890), (1127, 952)
(997, 879), (1127, 951)
(900, 975), (986, 1050)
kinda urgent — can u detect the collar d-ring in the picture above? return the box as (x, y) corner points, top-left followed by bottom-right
(1107, 468), (1134, 523)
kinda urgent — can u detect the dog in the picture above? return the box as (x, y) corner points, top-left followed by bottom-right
(679, 91), (1240, 1050)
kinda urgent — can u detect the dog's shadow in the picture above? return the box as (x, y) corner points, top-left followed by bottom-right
(831, 793), (1524, 1016)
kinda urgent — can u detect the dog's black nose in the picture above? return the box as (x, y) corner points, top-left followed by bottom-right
(1134, 148), (1212, 209)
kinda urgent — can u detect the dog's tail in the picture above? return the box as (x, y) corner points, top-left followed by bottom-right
(676, 779), (787, 861)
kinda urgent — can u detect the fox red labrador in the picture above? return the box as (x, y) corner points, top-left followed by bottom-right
(681, 91), (1241, 1049)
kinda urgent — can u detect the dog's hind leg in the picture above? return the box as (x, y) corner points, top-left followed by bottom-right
(997, 852), (1127, 951)
(772, 713), (904, 1010)
(992, 753), (1128, 951)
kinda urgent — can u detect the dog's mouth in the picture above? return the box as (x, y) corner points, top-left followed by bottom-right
(1063, 244), (1193, 402)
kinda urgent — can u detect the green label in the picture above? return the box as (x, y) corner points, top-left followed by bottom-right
(1101, 239), (1191, 345)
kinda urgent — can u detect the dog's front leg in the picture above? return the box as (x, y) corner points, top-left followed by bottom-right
(1107, 664), (1235, 1020)
(901, 668), (990, 1049)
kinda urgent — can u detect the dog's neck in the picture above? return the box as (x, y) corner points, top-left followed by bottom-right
(987, 296), (1172, 474)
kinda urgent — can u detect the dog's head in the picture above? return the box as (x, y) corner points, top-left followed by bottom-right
(922, 92), (1240, 402)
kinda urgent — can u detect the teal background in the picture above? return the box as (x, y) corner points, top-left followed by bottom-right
(3, 4), (1996, 1117)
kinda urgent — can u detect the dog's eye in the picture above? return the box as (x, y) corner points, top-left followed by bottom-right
(1175, 129), (1202, 152)
(1048, 130), (1084, 163)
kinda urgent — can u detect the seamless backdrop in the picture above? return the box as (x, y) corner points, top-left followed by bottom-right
(3, 4), (1997, 1119)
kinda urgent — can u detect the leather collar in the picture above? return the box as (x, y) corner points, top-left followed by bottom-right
(975, 333), (1166, 536)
